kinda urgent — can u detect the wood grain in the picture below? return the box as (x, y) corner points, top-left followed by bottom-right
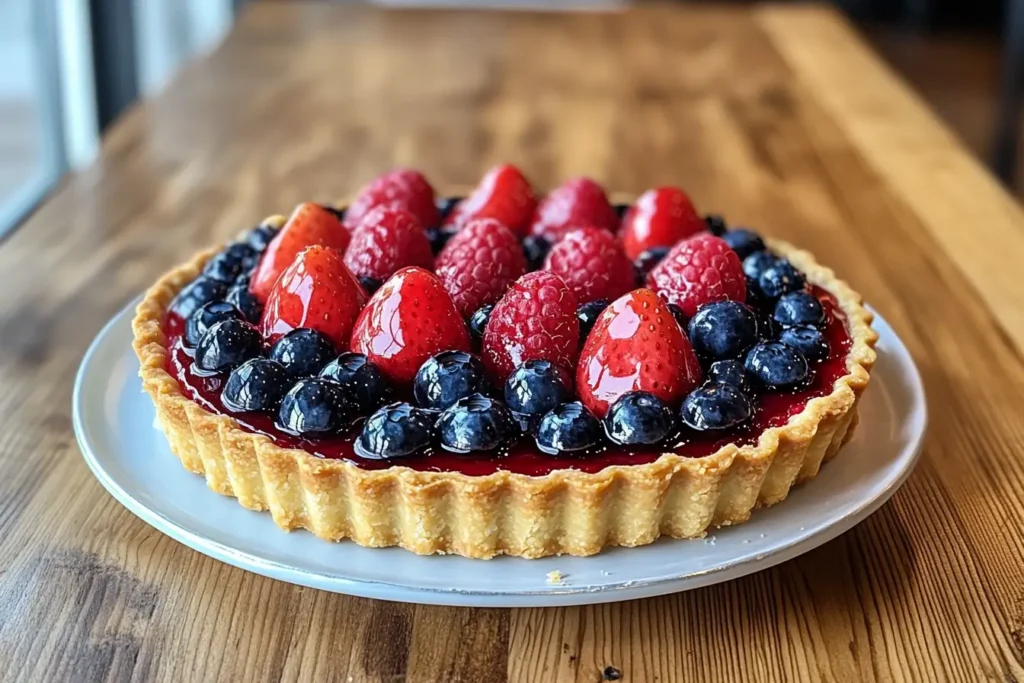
(0, 2), (1022, 681)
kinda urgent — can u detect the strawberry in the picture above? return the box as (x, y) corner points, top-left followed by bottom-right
(435, 218), (527, 318)
(350, 267), (470, 384)
(260, 245), (368, 348)
(344, 206), (434, 281)
(528, 177), (618, 242)
(250, 203), (351, 302)
(577, 289), (702, 418)
(443, 164), (537, 237)
(482, 271), (579, 383)
(343, 168), (439, 231)
(619, 187), (705, 260)
(544, 227), (635, 304)
(647, 233), (746, 318)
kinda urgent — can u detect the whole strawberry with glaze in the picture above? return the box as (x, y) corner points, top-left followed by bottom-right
(343, 168), (439, 232)
(577, 288), (702, 418)
(544, 227), (635, 304)
(350, 267), (471, 384)
(344, 206), (434, 282)
(528, 177), (618, 242)
(619, 187), (705, 260)
(435, 218), (527, 317)
(444, 164), (537, 237)
(260, 245), (368, 348)
(647, 233), (746, 318)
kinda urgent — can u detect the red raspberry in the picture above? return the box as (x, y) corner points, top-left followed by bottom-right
(344, 206), (434, 281)
(528, 177), (618, 242)
(619, 187), (705, 260)
(482, 271), (579, 383)
(344, 168), (439, 231)
(544, 227), (635, 304)
(435, 218), (527, 318)
(647, 234), (746, 318)
(443, 164), (537, 237)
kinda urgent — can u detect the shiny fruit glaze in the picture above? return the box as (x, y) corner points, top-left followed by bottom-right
(164, 285), (852, 477)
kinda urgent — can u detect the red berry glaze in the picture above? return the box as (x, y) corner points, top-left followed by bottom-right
(528, 177), (618, 242)
(344, 206), (434, 281)
(250, 203), (351, 302)
(350, 267), (471, 384)
(260, 245), (368, 348)
(647, 233), (746, 318)
(435, 218), (527, 317)
(443, 164), (537, 237)
(343, 168), (438, 231)
(619, 187), (705, 260)
(577, 288), (702, 418)
(482, 271), (579, 383)
(544, 227), (635, 304)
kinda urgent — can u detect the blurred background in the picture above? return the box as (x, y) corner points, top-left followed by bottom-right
(0, 0), (1016, 239)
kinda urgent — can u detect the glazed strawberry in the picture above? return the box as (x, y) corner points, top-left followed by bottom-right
(443, 164), (537, 237)
(619, 187), (705, 260)
(528, 177), (618, 241)
(482, 271), (579, 383)
(350, 267), (471, 384)
(343, 168), (439, 231)
(250, 203), (351, 302)
(647, 233), (746, 318)
(435, 218), (527, 317)
(577, 289), (702, 417)
(344, 206), (434, 281)
(260, 245), (368, 348)
(544, 227), (635, 304)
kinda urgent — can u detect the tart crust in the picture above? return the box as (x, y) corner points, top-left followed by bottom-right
(132, 218), (877, 559)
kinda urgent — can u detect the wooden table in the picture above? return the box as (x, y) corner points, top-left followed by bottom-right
(3, 2), (1024, 681)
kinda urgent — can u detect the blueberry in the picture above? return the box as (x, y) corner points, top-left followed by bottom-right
(704, 214), (728, 236)
(603, 391), (676, 446)
(426, 225), (458, 254)
(170, 277), (228, 320)
(612, 203), (631, 219)
(687, 301), (759, 361)
(278, 378), (350, 436)
(536, 402), (603, 454)
(681, 383), (753, 431)
(577, 299), (609, 343)
(757, 260), (806, 300)
(522, 235), (551, 272)
(194, 319), (263, 373)
(634, 247), (671, 283)
(773, 291), (825, 327)
(414, 351), (488, 411)
(320, 352), (391, 411)
(233, 270), (252, 289)
(221, 358), (289, 413)
(226, 284), (263, 323)
(504, 360), (570, 415)
(185, 301), (245, 347)
(742, 251), (779, 281)
(359, 276), (383, 296)
(707, 359), (755, 396)
(722, 229), (765, 260)
(437, 394), (519, 453)
(667, 303), (688, 329)
(245, 223), (278, 251)
(757, 313), (781, 340)
(225, 241), (259, 268)
(780, 325), (830, 361)
(356, 402), (435, 459)
(269, 328), (336, 379)
(436, 196), (461, 221)
(745, 276), (770, 311)
(203, 244), (255, 283)
(469, 305), (494, 347)
(744, 341), (810, 390)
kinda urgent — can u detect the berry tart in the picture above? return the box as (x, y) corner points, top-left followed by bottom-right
(133, 166), (877, 559)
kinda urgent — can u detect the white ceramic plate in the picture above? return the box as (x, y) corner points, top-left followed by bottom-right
(73, 302), (925, 607)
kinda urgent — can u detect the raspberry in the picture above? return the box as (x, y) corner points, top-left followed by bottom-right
(528, 177), (618, 242)
(646, 234), (746, 318)
(344, 206), (434, 281)
(435, 218), (527, 318)
(544, 227), (635, 304)
(443, 164), (537, 237)
(344, 168), (438, 231)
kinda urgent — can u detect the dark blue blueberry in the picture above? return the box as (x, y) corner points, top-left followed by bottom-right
(269, 328), (337, 379)
(722, 228), (766, 260)
(667, 303), (688, 329)
(511, 411), (542, 436)
(225, 241), (259, 268)
(226, 284), (263, 323)
(437, 394), (519, 453)
(745, 276), (770, 311)
(536, 401), (603, 454)
(577, 299), (610, 343)
(185, 300), (245, 347)
(221, 358), (289, 413)
(522, 235), (551, 272)
(687, 301), (759, 361)
(233, 270), (252, 289)
(203, 243), (256, 283)
(426, 225), (458, 255)
(757, 260), (806, 300)
(277, 378), (350, 436)
(356, 402), (435, 459)
(744, 341), (810, 390)
(359, 276), (383, 296)
(603, 392), (676, 446)
(704, 214), (728, 236)
(780, 325), (830, 361)
(742, 251), (779, 281)
(436, 196), (462, 221)
(504, 360), (570, 415)
(707, 359), (755, 396)
(194, 318), (263, 373)
(612, 203), (631, 219)
(414, 351), (488, 411)
(469, 305), (494, 347)
(320, 352), (392, 412)
(773, 291), (825, 327)
(633, 247), (671, 284)
(681, 383), (753, 431)
(245, 223), (279, 251)
(758, 313), (781, 340)
(170, 277), (228, 320)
